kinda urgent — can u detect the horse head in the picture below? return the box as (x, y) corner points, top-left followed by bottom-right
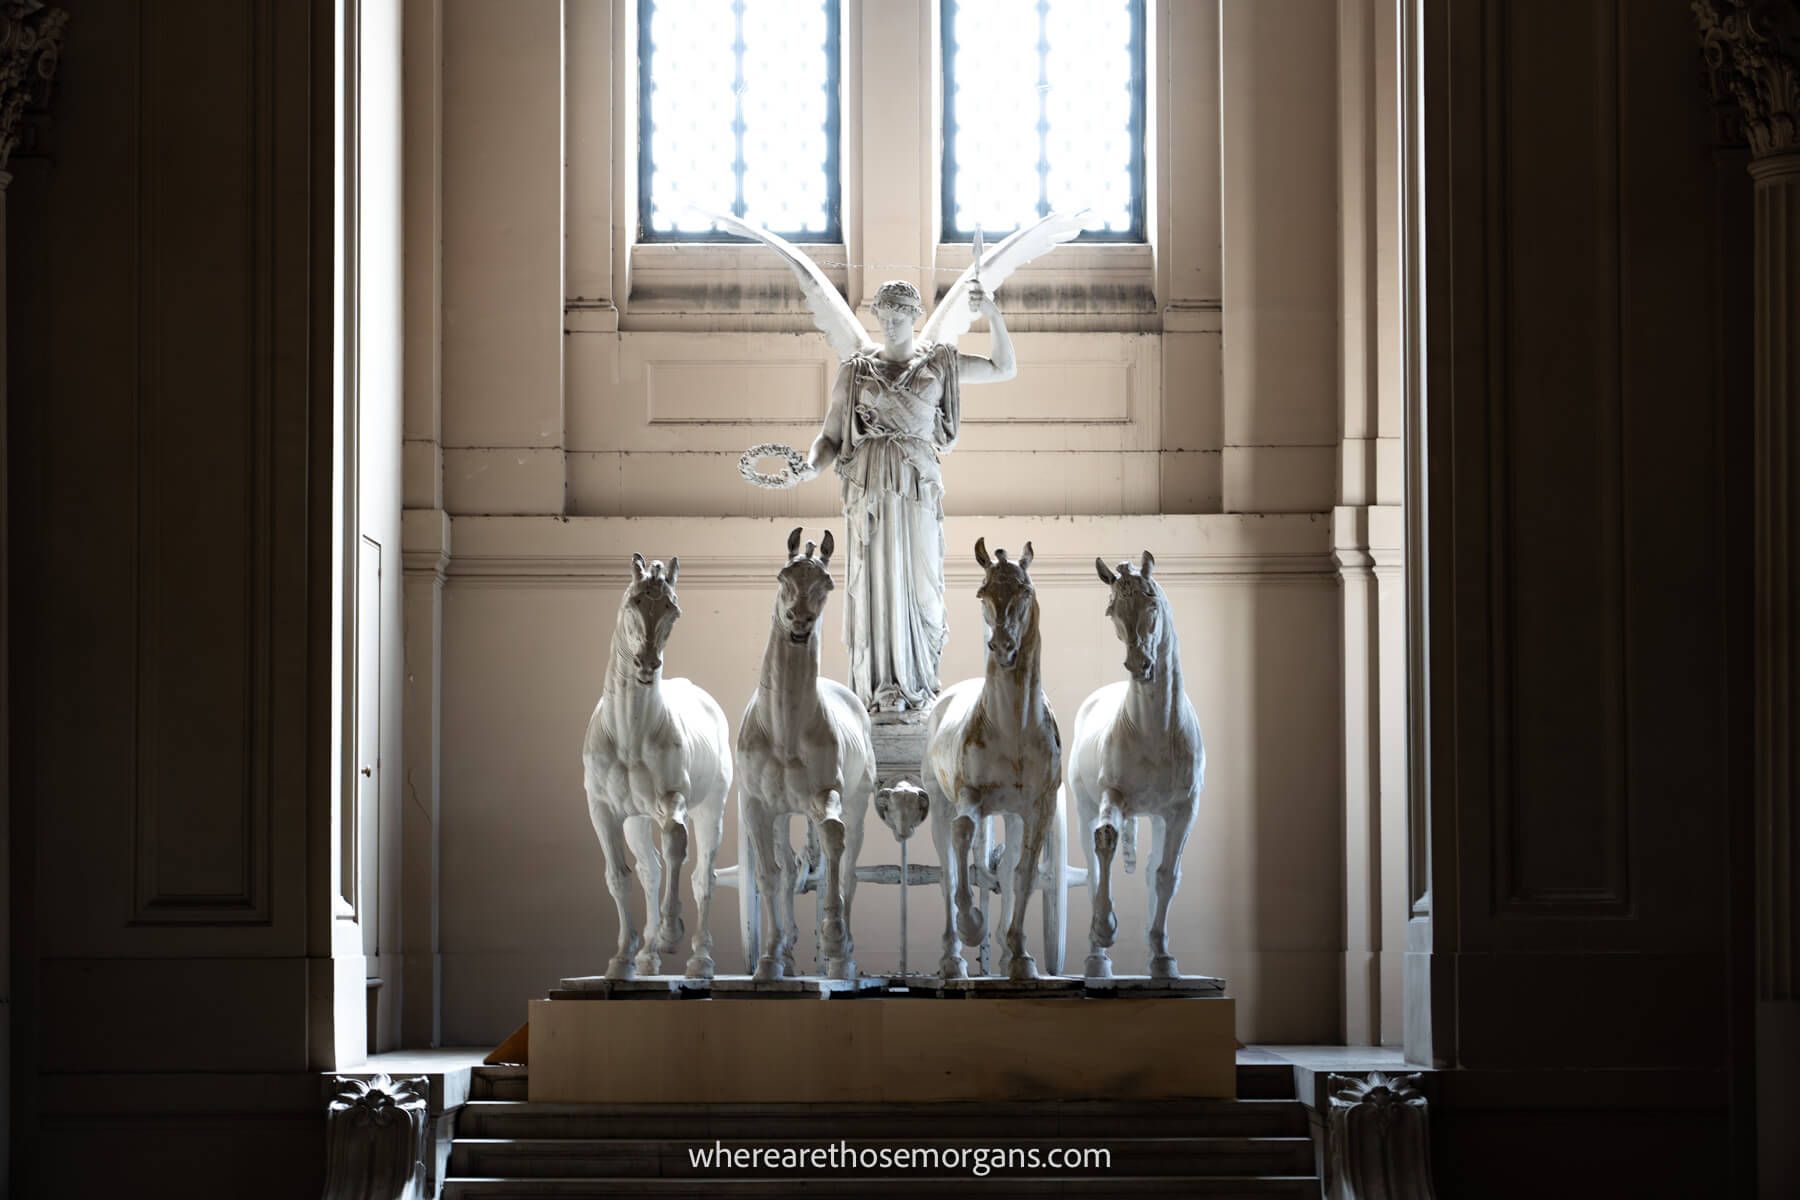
(974, 537), (1037, 670)
(1095, 550), (1162, 683)
(622, 552), (682, 684)
(775, 527), (835, 645)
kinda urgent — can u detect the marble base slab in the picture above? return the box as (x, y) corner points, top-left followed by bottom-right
(707, 975), (889, 999)
(529, 993), (1237, 1103)
(895, 975), (1088, 999)
(1082, 974), (1228, 998)
(549, 975), (713, 1000)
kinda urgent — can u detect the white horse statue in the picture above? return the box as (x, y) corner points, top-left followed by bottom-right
(581, 554), (731, 980)
(738, 528), (874, 980)
(1069, 551), (1205, 979)
(924, 539), (1063, 981)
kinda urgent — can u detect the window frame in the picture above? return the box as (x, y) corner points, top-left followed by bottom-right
(939, 0), (1148, 244)
(635, 0), (845, 244)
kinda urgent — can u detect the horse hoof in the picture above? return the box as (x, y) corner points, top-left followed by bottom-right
(938, 955), (969, 980)
(633, 951), (662, 976)
(1007, 954), (1040, 982)
(605, 958), (636, 981)
(1091, 910), (1118, 949)
(956, 908), (986, 947)
(780, 954), (799, 978)
(1084, 954), (1113, 980)
(657, 919), (685, 955)
(684, 954), (716, 980)
(824, 957), (856, 981)
(1150, 954), (1179, 980)
(752, 957), (783, 983)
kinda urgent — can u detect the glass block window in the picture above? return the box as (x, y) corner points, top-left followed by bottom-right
(638, 0), (842, 241)
(941, 0), (1146, 241)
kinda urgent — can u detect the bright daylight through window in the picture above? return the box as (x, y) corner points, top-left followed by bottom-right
(638, 0), (842, 240)
(942, 0), (1146, 240)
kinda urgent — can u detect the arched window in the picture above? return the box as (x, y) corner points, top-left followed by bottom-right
(941, 0), (1147, 241)
(637, 0), (843, 241)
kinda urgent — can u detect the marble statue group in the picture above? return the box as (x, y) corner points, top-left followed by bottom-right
(579, 213), (1208, 986)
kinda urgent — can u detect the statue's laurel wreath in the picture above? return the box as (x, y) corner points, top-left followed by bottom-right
(738, 442), (812, 490)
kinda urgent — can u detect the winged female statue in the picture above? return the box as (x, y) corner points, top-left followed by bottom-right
(722, 211), (1085, 714)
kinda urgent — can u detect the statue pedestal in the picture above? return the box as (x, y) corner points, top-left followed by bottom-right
(528, 991), (1236, 1104)
(871, 710), (932, 790)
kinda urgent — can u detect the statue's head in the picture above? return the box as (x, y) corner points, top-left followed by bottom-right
(973, 537), (1036, 669)
(871, 279), (923, 345)
(1095, 551), (1162, 682)
(776, 527), (835, 644)
(622, 553), (681, 683)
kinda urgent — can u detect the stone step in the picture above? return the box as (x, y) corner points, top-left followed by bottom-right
(467, 1062), (1295, 1102)
(472, 1065), (529, 1102)
(453, 1099), (1311, 1141)
(442, 1175), (1321, 1199)
(449, 1136), (1315, 1179)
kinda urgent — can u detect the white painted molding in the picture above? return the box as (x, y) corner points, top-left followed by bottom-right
(321, 1074), (431, 1200)
(442, 514), (1336, 587)
(401, 508), (452, 581)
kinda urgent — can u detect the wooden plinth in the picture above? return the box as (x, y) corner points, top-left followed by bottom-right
(527, 994), (1236, 1104)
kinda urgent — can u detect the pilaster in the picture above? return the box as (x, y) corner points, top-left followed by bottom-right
(0, 0), (68, 1182)
(1695, 3), (1800, 1194)
(401, 510), (451, 1048)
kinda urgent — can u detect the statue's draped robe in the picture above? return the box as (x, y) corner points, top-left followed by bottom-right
(827, 343), (961, 712)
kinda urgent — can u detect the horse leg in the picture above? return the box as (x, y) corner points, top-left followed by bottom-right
(1148, 801), (1196, 979)
(929, 778), (966, 979)
(817, 789), (854, 979)
(1088, 788), (1124, 977)
(745, 800), (786, 982)
(592, 808), (641, 980)
(952, 786), (986, 951)
(994, 812), (1024, 978)
(1074, 782), (1108, 978)
(684, 797), (722, 978)
(1004, 797), (1050, 981)
(773, 812), (800, 977)
(655, 793), (690, 960)
(840, 778), (869, 973)
(624, 818), (663, 976)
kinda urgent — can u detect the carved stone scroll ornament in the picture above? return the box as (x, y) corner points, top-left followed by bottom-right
(1695, 0), (1800, 159)
(322, 1075), (430, 1200)
(0, 0), (67, 175)
(1326, 1071), (1437, 1200)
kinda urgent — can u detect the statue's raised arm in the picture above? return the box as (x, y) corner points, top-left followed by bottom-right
(919, 210), (1087, 351)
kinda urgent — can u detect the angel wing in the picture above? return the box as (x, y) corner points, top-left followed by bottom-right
(919, 210), (1088, 348)
(703, 210), (876, 361)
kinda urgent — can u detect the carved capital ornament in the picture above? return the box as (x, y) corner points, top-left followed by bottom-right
(0, 0), (67, 175)
(1695, 0), (1800, 158)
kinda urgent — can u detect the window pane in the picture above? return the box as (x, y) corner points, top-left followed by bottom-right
(643, 0), (738, 234)
(943, 0), (1144, 240)
(640, 0), (840, 240)
(741, 0), (833, 236)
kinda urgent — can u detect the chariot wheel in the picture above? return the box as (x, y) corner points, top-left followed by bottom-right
(735, 797), (760, 968)
(1040, 786), (1069, 975)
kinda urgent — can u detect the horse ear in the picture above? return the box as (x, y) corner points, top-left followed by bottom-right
(631, 553), (648, 581)
(787, 527), (804, 559)
(1140, 549), (1154, 577)
(1019, 541), (1034, 571)
(667, 556), (680, 585)
(1095, 557), (1117, 585)
(819, 529), (835, 566)
(974, 537), (991, 568)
